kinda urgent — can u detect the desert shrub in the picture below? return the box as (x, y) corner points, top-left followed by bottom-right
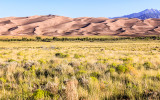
(44, 69), (54, 78)
(111, 63), (118, 67)
(143, 74), (148, 80)
(156, 74), (160, 80)
(87, 76), (100, 98)
(45, 82), (59, 95)
(49, 59), (54, 64)
(32, 89), (53, 100)
(78, 77), (89, 88)
(35, 68), (43, 78)
(90, 72), (101, 79)
(42, 38), (51, 42)
(17, 52), (23, 56)
(35, 37), (42, 41)
(97, 59), (108, 64)
(77, 65), (85, 70)
(54, 65), (74, 75)
(23, 60), (36, 70)
(24, 65), (36, 77)
(8, 59), (16, 62)
(13, 71), (21, 83)
(120, 57), (133, 63)
(143, 62), (152, 70)
(74, 54), (85, 59)
(116, 65), (128, 74)
(55, 53), (69, 58)
(68, 61), (81, 68)
(30, 65), (36, 70)
(78, 86), (88, 100)
(109, 68), (115, 74)
(38, 59), (47, 64)
(0, 77), (6, 84)
(76, 70), (87, 77)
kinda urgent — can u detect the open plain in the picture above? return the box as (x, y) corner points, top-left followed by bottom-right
(0, 39), (160, 99)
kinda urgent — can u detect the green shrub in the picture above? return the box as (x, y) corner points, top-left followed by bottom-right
(90, 72), (101, 79)
(38, 59), (46, 64)
(109, 68), (115, 74)
(116, 65), (128, 74)
(76, 70), (87, 76)
(32, 89), (53, 100)
(44, 69), (53, 78)
(156, 74), (160, 80)
(111, 63), (118, 67)
(8, 59), (16, 62)
(35, 68), (42, 78)
(55, 53), (69, 58)
(77, 65), (85, 70)
(97, 59), (108, 64)
(143, 62), (152, 70)
(30, 65), (36, 71)
(35, 37), (42, 41)
(0, 78), (6, 83)
(120, 57), (133, 63)
(17, 52), (23, 56)
(90, 76), (98, 82)
(74, 54), (85, 59)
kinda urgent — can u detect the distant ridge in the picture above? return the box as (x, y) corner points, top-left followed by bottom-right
(114, 9), (160, 20)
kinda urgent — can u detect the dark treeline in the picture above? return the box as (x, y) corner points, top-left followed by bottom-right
(0, 36), (160, 42)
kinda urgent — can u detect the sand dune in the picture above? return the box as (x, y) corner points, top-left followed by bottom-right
(0, 15), (160, 36)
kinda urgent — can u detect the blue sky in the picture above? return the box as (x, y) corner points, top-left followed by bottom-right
(0, 0), (160, 18)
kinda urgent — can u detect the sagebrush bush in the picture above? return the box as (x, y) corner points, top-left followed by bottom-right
(32, 89), (53, 100)
(109, 68), (116, 74)
(74, 54), (85, 59)
(90, 72), (101, 79)
(55, 53), (69, 58)
(143, 62), (152, 70)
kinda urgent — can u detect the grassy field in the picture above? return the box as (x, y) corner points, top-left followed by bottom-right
(0, 40), (160, 99)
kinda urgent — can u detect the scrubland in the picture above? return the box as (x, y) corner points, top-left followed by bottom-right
(0, 40), (160, 100)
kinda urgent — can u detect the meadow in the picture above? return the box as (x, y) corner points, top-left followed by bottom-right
(0, 39), (160, 100)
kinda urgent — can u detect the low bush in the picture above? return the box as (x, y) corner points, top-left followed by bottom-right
(32, 89), (53, 100)
(74, 54), (85, 59)
(116, 65), (128, 74)
(55, 53), (69, 58)
(90, 72), (101, 79)
(8, 59), (16, 62)
(143, 62), (152, 70)
(109, 68), (115, 74)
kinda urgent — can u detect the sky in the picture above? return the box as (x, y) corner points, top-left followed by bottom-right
(0, 0), (160, 18)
